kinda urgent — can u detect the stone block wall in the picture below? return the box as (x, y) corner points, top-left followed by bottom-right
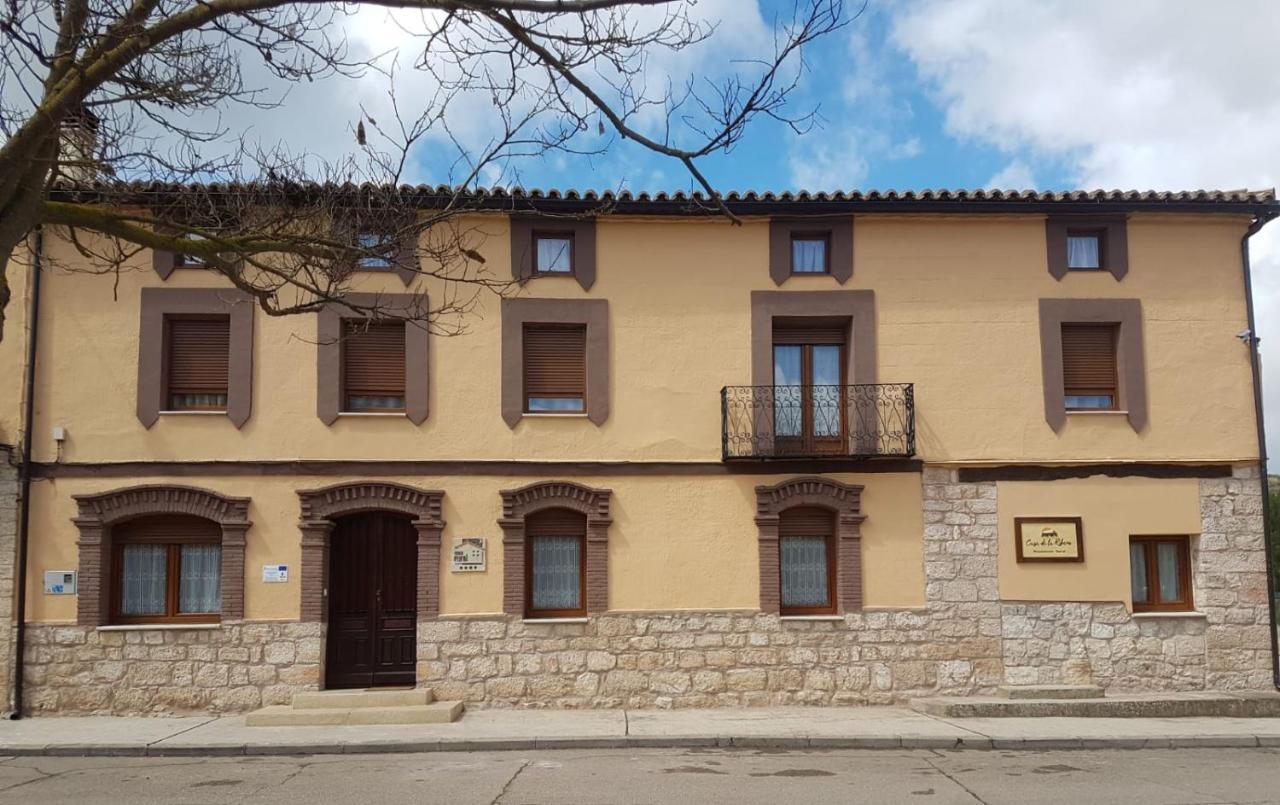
(999, 466), (1274, 692)
(22, 621), (322, 715)
(16, 464), (1276, 714)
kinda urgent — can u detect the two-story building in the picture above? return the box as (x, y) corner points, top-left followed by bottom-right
(3, 185), (1277, 715)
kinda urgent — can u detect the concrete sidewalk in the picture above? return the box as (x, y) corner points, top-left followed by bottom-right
(3, 707), (1280, 756)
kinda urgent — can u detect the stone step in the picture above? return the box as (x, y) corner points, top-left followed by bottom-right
(997, 684), (1105, 700)
(911, 691), (1280, 719)
(291, 688), (433, 710)
(246, 701), (464, 727)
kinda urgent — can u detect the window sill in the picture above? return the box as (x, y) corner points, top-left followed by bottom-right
(522, 617), (589, 624)
(1065, 410), (1129, 416)
(780, 615), (844, 622)
(336, 412), (406, 418)
(158, 411), (226, 416)
(97, 623), (222, 632)
(522, 412), (589, 418)
(1132, 611), (1206, 620)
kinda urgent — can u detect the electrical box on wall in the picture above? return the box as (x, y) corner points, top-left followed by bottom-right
(44, 570), (76, 595)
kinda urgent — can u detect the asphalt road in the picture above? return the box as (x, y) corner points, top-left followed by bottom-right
(0, 747), (1276, 804)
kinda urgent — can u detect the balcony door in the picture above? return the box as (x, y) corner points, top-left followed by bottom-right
(773, 321), (846, 455)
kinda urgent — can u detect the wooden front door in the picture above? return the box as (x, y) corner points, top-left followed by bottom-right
(325, 512), (417, 688)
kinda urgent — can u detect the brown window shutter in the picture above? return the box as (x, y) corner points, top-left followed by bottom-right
(523, 324), (586, 403)
(166, 317), (230, 409)
(342, 321), (406, 410)
(525, 508), (588, 537)
(778, 506), (835, 538)
(1061, 323), (1118, 400)
(773, 320), (847, 345)
(115, 514), (221, 542)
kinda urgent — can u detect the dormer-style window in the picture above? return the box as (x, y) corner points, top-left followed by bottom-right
(533, 233), (574, 274)
(790, 234), (830, 274)
(1066, 230), (1104, 270)
(172, 232), (211, 269)
(356, 231), (394, 270)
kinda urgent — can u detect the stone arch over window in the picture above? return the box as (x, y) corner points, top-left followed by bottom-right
(296, 482), (445, 621)
(73, 485), (251, 626)
(754, 476), (866, 614)
(498, 481), (612, 616)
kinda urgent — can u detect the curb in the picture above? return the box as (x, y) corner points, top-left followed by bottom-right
(1, 734), (1273, 757)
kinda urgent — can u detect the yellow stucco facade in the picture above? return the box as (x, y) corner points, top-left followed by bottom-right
(5, 211), (1262, 622)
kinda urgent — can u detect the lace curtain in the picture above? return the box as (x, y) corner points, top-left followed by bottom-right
(180, 544), (222, 614)
(781, 536), (829, 607)
(531, 536), (581, 610)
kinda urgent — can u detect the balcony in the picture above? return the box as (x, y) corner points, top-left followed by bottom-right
(720, 383), (916, 460)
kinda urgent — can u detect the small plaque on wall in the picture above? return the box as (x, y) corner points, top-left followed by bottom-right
(451, 537), (486, 572)
(1014, 517), (1085, 562)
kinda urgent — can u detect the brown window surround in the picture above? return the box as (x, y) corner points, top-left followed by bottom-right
(316, 293), (429, 425)
(297, 482), (445, 622)
(750, 290), (877, 388)
(73, 485), (251, 626)
(768, 218), (853, 285)
(1129, 535), (1194, 613)
(754, 477), (865, 614)
(1038, 298), (1146, 432)
(510, 216), (597, 290)
(138, 288), (254, 429)
(498, 481), (612, 618)
(501, 297), (609, 427)
(151, 220), (234, 280)
(1045, 215), (1128, 280)
(333, 213), (420, 285)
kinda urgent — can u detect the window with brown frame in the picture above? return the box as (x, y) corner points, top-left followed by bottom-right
(1129, 536), (1193, 612)
(790, 232), (830, 274)
(111, 514), (222, 625)
(532, 232), (574, 275)
(525, 508), (587, 618)
(355, 230), (395, 270)
(778, 506), (837, 616)
(1061, 323), (1118, 410)
(523, 323), (586, 413)
(342, 320), (406, 412)
(165, 316), (230, 411)
(1066, 229), (1105, 271)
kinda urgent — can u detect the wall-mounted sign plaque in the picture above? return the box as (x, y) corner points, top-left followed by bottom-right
(1014, 517), (1085, 563)
(451, 537), (486, 572)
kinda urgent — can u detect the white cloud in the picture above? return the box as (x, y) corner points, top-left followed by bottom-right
(986, 159), (1035, 190)
(892, 0), (1280, 470)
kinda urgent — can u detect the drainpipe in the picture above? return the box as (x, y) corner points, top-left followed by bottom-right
(10, 227), (43, 719)
(1239, 210), (1280, 690)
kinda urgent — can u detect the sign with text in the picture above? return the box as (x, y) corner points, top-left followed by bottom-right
(451, 538), (486, 572)
(262, 564), (289, 583)
(1014, 517), (1085, 563)
(44, 570), (76, 595)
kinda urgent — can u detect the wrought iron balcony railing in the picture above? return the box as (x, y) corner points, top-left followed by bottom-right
(721, 383), (916, 460)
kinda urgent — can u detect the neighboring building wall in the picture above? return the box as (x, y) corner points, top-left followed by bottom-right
(0, 449), (17, 714)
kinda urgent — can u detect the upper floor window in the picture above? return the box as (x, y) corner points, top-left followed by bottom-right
(112, 514), (222, 625)
(1046, 216), (1128, 280)
(1130, 536), (1192, 612)
(1066, 230), (1104, 270)
(533, 233), (574, 274)
(342, 320), (406, 413)
(1061, 323), (1118, 410)
(790, 234), (830, 274)
(172, 232), (211, 269)
(355, 231), (394, 270)
(165, 316), (230, 412)
(523, 323), (586, 412)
